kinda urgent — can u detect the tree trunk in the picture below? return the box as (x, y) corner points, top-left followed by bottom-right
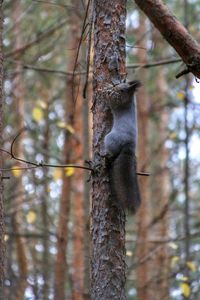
(148, 30), (170, 300)
(136, 13), (151, 300)
(41, 93), (50, 300)
(54, 87), (73, 300)
(0, 1), (4, 299)
(54, 1), (82, 298)
(82, 70), (91, 299)
(12, 1), (28, 298)
(91, 1), (127, 299)
(72, 64), (84, 300)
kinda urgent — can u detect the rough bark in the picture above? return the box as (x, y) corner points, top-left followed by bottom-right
(0, 1), (4, 299)
(134, 0), (200, 79)
(91, 1), (127, 299)
(135, 14), (151, 300)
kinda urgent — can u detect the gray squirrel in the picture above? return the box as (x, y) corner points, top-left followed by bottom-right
(104, 80), (141, 213)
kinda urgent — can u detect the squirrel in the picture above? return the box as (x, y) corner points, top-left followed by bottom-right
(103, 80), (141, 213)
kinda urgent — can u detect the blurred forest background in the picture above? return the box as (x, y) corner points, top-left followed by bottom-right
(1, 0), (200, 299)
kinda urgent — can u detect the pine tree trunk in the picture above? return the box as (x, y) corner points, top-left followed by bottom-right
(148, 30), (170, 300)
(72, 64), (84, 300)
(41, 92), (50, 300)
(82, 72), (91, 299)
(136, 13), (151, 300)
(91, 1), (127, 299)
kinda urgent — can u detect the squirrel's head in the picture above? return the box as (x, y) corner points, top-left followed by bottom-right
(101, 80), (142, 110)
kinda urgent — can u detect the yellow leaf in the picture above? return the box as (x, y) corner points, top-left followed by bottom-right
(12, 167), (22, 178)
(57, 121), (66, 128)
(36, 100), (47, 109)
(56, 122), (75, 134)
(26, 211), (37, 224)
(47, 186), (51, 193)
(4, 234), (9, 241)
(126, 250), (133, 257)
(187, 261), (196, 272)
(171, 256), (180, 267)
(176, 91), (185, 100)
(169, 132), (177, 140)
(66, 124), (75, 134)
(65, 167), (74, 177)
(32, 107), (44, 122)
(180, 283), (191, 298)
(180, 276), (189, 282)
(53, 169), (62, 180)
(188, 85), (194, 90)
(168, 242), (178, 250)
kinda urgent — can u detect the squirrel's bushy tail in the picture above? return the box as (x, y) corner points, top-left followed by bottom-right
(110, 145), (141, 213)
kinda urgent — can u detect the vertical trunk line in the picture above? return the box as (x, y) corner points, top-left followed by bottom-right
(0, 1), (4, 299)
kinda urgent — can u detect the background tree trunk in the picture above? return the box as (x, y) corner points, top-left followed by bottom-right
(54, 1), (82, 298)
(41, 91), (50, 300)
(82, 68), (91, 300)
(72, 56), (84, 300)
(12, 1), (28, 298)
(0, 1), (4, 299)
(136, 13), (151, 300)
(148, 29), (170, 300)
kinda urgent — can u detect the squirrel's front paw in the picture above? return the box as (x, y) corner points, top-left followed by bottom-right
(85, 158), (102, 175)
(100, 150), (114, 168)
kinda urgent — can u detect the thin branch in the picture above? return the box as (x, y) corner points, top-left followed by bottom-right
(5, 18), (68, 58)
(0, 159), (92, 173)
(31, 0), (75, 9)
(136, 172), (150, 176)
(127, 58), (182, 69)
(176, 67), (190, 78)
(1, 129), (149, 175)
(22, 64), (85, 76)
(126, 231), (200, 244)
(83, 0), (93, 99)
(72, 0), (91, 105)
(6, 57), (182, 79)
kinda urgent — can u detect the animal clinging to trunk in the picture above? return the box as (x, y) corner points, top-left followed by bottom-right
(104, 80), (141, 213)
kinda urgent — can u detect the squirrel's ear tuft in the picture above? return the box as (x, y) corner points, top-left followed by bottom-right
(128, 80), (142, 91)
(114, 80), (142, 93)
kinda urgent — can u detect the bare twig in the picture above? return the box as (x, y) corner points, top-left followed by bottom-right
(31, 0), (75, 9)
(72, 0), (91, 104)
(5, 18), (68, 58)
(83, 0), (94, 98)
(6, 57), (182, 79)
(127, 58), (182, 69)
(1, 129), (149, 175)
(0, 129), (93, 172)
(176, 67), (190, 78)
